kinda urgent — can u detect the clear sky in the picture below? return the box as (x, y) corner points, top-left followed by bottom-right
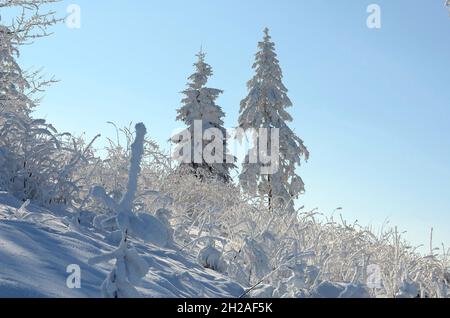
(10, 0), (450, 249)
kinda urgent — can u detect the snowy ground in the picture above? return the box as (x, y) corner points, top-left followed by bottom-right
(0, 193), (243, 298)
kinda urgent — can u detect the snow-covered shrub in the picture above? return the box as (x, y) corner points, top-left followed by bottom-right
(92, 124), (171, 241)
(89, 237), (149, 298)
(0, 4), (97, 207)
(198, 242), (226, 272)
(78, 125), (449, 298)
(0, 111), (98, 206)
(91, 186), (171, 247)
(161, 169), (449, 298)
(90, 123), (156, 298)
(161, 170), (241, 243)
(87, 123), (171, 212)
(238, 237), (272, 285)
(8, 199), (30, 220)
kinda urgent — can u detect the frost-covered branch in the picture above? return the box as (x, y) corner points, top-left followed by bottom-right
(0, 0), (61, 44)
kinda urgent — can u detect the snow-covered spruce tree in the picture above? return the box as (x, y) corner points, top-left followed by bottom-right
(239, 28), (309, 213)
(173, 50), (236, 183)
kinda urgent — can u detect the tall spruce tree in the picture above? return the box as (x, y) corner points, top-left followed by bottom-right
(239, 28), (309, 213)
(173, 50), (235, 182)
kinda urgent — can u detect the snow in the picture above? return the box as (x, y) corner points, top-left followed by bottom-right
(310, 282), (372, 298)
(89, 238), (150, 298)
(128, 213), (172, 247)
(198, 244), (226, 272)
(250, 284), (275, 298)
(395, 280), (420, 298)
(1, 2), (449, 298)
(0, 193), (244, 298)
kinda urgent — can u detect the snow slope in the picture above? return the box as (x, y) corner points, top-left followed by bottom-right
(0, 193), (244, 298)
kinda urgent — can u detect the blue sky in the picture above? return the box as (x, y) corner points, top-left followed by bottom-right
(10, 0), (450, 248)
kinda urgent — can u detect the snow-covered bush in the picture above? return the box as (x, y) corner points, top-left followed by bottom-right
(91, 124), (172, 244)
(0, 1), (97, 207)
(89, 237), (149, 298)
(198, 241), (226, 272)
(90, 123), (158, 297)
(158, 166), (449, 298)
(88, 123), (171, 212)
(0, 111), (98, 205)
